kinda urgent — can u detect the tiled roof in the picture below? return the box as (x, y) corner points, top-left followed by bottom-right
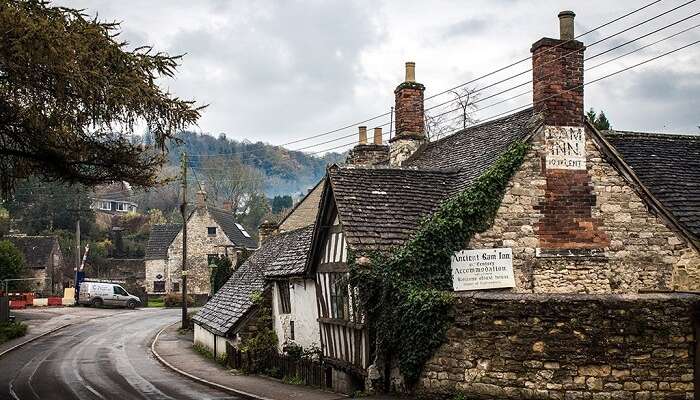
(192, 232), (293, 335)
(208, 207), (258, 249)
(263, 225), (315, 278)
(5, 236), (58, 268)
(328, 166), (459, 252)
(144, 224), (181, 260)
(604, 130), (700, 239)
(404, 108), (535, 192)
(93, 181), (133, 202)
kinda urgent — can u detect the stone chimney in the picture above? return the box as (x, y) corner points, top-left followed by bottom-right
(346, 126), (389, 166)
(533, 11), (609, 254)
(196, 190), (207, 210)
(222, 200), (233, 212)
(531, 10), (584, 126)
(389, 61), (426, 166)
(258, 220), (279, 244)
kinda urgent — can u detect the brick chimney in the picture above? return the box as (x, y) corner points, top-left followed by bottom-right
(533, 11), (609, 254)
(196, 190), (207, 210)
(531, 10), (584, 126)
(346, 126), (389, 165)
(389, 62), (426, 166)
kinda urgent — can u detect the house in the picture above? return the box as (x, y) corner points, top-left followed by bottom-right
(192, 180), (324, 359)
(143, 190), (257, 295)
(300, 10), (699, 397)
(90, 181), (138, 214)
(6, 235), (65, 295)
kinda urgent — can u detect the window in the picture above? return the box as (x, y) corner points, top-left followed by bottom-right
(95, 201), (111, 211)
(116, 202), (128, 212)
(172, 282), (180, 292)
(113, 286), (128, 296)
(207, 227), (217, 236)
(154, 281), (165, 293)
(278, 281), (291, 314)
(235, 223), (251, 238)
(290, 321), (295, 340)
(329, 273), (349, 320)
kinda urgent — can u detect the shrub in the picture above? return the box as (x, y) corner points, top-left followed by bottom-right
(0, 322), (27, 344)
(164, 293), (194, 307)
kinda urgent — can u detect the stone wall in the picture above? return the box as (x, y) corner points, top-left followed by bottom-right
(469, 125), (700, 293)
(168, 207), (238, 295)
(419, 292), (698, 399)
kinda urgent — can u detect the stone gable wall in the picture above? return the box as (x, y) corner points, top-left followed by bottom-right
(419, 293), (697, 399)
(469, 126), (700, 293)
(167, 207), (238, 295)
(280, 182), (323, 232)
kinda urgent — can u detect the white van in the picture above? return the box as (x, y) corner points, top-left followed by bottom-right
(78, 282), (141, 309)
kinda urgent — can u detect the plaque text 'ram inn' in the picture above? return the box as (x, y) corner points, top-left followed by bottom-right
(451, 248), (515, 291)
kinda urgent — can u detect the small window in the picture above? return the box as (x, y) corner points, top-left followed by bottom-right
(278, 281), (291, 314)
(207, 227), (217, 236)
(116, 202), (128, 212)
(207, 254), (218, 266)
(290, 321), (295, 340)
(235, 223), (251, 238)
(154, 281), (165, 293)
(329, 273), (348, 320)
(172, 282), (180, 292)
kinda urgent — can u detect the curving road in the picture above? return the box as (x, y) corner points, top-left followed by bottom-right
(0, 308), (237, 400)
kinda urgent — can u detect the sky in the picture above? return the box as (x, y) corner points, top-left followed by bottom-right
(58, 0), (700, 153)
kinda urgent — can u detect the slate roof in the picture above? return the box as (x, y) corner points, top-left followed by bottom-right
(208, 206), (258, 249)
(404, 108), (535, 192)
(5, 236), (59, 269)
(93, 181), (133, 202)
(328, 166), (459, 252)
(263, 225), (315, 278)
(604, 130), (700, 239)
(144, 224), (181, 260)
(193, 231), (295, 335)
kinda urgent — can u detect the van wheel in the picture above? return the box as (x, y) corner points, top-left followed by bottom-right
(126, 300), (137, 310)
(91, 298), (103, 308)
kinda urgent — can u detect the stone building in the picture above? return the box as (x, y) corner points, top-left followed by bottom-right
(143, 191), (257, 295)
(6, 235), (65, 295)
(301, 10), (700, 398)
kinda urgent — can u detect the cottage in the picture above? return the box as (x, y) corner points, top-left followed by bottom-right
(144, 190), (257, 295)
(192, 181), (323, 358)
(90, 181), (138, 214)
(302, 10), (700, 397)
(5, 235), (65, 295)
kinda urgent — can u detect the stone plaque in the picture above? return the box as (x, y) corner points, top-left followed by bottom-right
(544, 125), (586, 170)
(451, 248), (515, 291)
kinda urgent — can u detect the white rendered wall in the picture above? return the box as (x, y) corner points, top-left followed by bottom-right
(272, 278), (320, 352)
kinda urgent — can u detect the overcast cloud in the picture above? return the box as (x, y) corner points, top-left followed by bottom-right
(58, 0), (700, 151)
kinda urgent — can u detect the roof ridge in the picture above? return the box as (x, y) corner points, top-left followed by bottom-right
(604, 130), (700, 140)
(336, 165), (461, 173)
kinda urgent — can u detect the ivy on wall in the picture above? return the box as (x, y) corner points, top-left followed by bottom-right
(349, 141), (530, 384)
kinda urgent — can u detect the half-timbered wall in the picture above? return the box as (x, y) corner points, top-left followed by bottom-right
(315, 216), (369, 370)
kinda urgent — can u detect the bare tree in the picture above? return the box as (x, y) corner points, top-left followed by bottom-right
(201, 158), (265, 213)
(424, 86), (480, 141)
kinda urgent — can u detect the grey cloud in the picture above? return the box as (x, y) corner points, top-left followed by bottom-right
(443, 16), (489, 38)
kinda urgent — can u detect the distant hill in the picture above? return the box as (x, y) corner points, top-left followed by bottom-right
(164, 131), (346, 197)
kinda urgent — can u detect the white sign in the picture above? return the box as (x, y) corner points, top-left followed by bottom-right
(451, 248), (515, 291)
(544, 125), (586, 170)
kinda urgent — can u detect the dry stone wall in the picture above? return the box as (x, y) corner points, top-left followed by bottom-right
(469, 126), (700, 293)
(419, 292), (698, 400)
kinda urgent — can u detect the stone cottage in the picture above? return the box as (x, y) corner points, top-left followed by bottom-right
(144, 190), (257, 295)
(302, 10), (700, 398)
(6, 235), (65, 295)
(192, 183), (322, 358)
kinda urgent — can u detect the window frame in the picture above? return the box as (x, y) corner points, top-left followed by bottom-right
(207, 226), (217, 237)
(329, 273), (349, 320)
(278, 281), (291, 314)
(153, 281), (165, 293)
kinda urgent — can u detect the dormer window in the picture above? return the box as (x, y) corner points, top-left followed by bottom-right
(207, 227), (217, 236)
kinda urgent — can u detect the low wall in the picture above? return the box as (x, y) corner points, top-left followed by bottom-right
(419, 292), (698, 399)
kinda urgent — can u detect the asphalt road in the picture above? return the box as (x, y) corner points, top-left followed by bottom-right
(0, 308), (238, 400)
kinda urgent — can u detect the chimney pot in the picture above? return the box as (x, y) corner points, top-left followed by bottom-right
(358, 126), (368, 144)
(405, 62), (416, 82)
(558, 10), (575, 40)
(373, 127), (382, 145)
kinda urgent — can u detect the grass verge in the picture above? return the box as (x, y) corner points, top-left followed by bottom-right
(0, 321), (28, 344)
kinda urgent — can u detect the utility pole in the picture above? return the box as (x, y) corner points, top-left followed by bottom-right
(389, 106), (394, 140)
(180, 152), (189, 330)
(75, 200), (80, 290)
